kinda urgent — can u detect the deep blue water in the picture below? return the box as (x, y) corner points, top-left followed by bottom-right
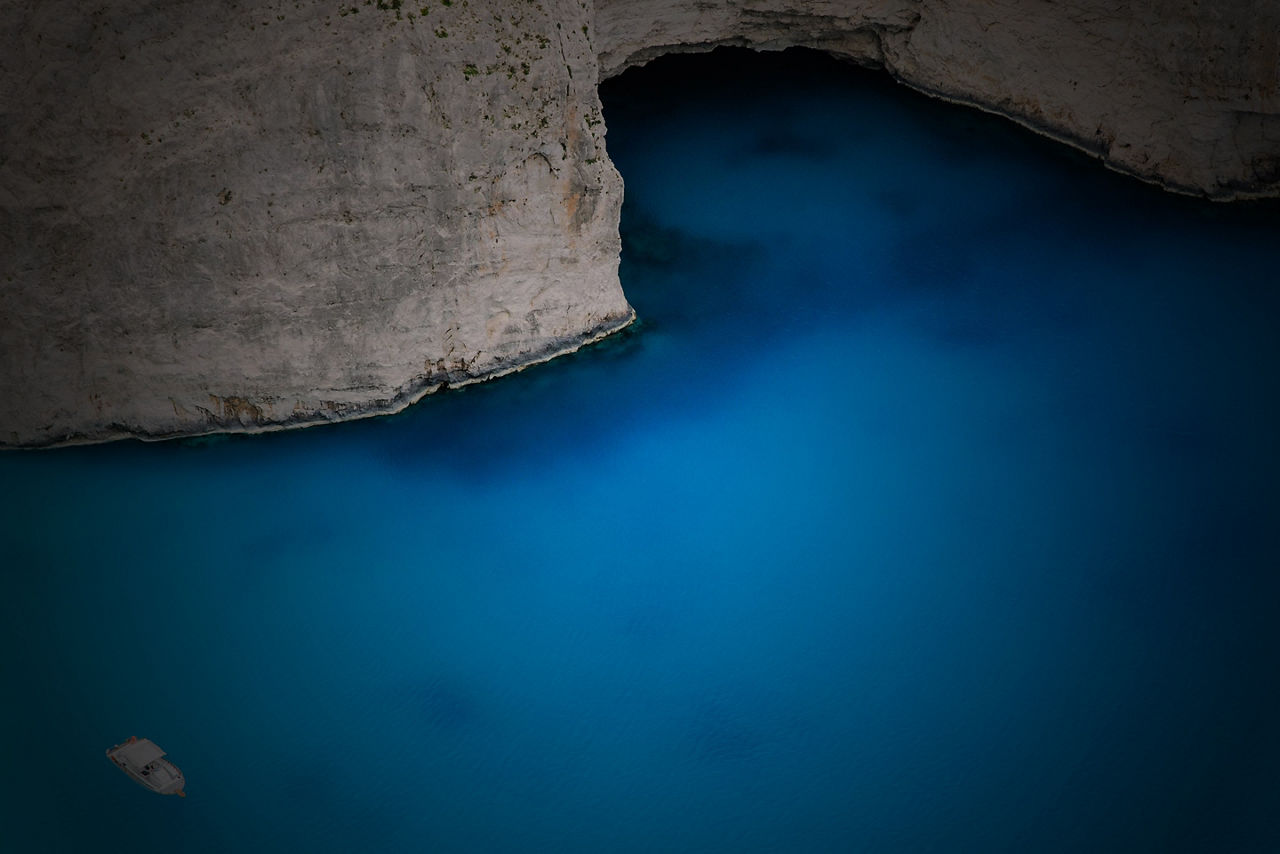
(2, 48), (1278, 852)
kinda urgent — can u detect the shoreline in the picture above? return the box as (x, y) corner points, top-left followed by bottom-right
(6, 309), (636, 451)
(893, 74), (1274, 203)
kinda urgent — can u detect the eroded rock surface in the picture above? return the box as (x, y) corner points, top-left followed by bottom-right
(2, 0), (1276, 446)
(596, 0), (1280, 198)
(1, 0), (632, 446)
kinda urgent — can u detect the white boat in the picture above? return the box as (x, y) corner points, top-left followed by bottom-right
(106, 737), (186, 797)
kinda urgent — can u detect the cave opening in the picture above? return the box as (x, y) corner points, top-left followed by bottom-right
(595, 45), (1137, 343)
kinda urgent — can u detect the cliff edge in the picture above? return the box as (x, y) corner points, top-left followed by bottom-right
(597, 0), (1280, 199)
(2, 0), (1276, 447)
(1, 0), (633, 446)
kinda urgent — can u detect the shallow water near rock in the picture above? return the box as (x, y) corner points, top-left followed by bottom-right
(2, 48), (1277, 852)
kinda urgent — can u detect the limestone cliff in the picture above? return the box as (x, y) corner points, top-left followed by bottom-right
(2, 0), (1277, 447)
(595, 0), (1280, 199)
(1, 0), (633, 446)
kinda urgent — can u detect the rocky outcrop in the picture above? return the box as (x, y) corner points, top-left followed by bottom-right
(1, 0), (633, 447)
(2, 0), (1277, 447)
(595, 0), (1280, 199)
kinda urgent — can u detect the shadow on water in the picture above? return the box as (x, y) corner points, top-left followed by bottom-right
(366, 220), (788, 481)
(737, 128), (842, 162)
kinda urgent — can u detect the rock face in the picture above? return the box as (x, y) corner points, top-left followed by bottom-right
(1, 0), (633, 446)
(595, 0), (1280, 199)
(2, 0), (1277, 447)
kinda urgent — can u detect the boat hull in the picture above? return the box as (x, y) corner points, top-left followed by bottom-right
(106, 737), (186, 797)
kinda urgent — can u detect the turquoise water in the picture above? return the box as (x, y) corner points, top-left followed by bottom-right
(2, 48), (1278, 852)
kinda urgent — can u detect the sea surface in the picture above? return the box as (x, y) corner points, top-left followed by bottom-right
(2, 48), (1278, 853)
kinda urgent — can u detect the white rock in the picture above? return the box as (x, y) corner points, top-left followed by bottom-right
(596, 0), (1280, 198)
(1, 0), (1276, 446)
